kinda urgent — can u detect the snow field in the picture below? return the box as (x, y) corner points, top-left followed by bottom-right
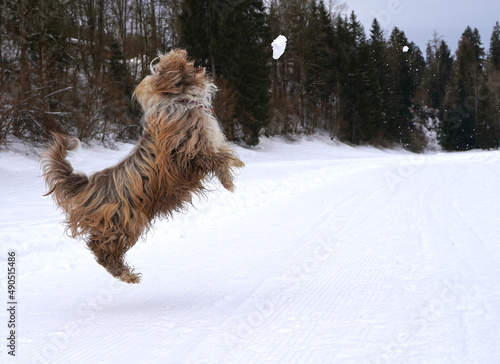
(1, 135), (500, 363)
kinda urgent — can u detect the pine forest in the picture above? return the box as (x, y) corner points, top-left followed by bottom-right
(1, 0), (499, 151)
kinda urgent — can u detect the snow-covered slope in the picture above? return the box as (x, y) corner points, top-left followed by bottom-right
(1, 136), (500, 363)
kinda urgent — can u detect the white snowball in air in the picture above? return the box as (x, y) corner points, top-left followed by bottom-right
(272, 35), (287, 60)
(403, 46), (409, 52)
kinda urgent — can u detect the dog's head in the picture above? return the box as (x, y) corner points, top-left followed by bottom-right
(134, 49), (212, 110)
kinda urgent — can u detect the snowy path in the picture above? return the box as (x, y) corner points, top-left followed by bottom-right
(1, 137), (500, 363)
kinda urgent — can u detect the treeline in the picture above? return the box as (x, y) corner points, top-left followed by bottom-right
(1, 0), (499, 151)
(263, 1), (500, 151)
(1, 0), (182, 144)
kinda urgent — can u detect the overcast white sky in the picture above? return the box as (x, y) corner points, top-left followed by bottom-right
(343, 0), (499, 54)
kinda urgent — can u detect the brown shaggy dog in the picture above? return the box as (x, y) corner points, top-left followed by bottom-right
(41, 49), (244, 284)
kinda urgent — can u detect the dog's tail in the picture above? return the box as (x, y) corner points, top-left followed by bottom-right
(40, 133), (89, 206)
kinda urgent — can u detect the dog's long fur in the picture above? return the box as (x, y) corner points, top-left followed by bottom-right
(41, 49), (244, 283)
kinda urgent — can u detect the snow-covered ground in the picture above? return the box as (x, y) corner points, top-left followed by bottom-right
(1, 135), (500, 363)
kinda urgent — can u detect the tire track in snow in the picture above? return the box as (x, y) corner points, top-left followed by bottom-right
(22, 157), (388, 364)
(181, 164), (402, 363)
(18, 144), (500, 363)
(224, 183), (411, 363)
(372, 158), (500, 363)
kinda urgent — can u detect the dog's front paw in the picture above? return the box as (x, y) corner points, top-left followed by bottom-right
(215, 168), (235, 192)
(233, 159), (245, 168)
(222, 180), (235, 192)
(217, 172), (235, 192)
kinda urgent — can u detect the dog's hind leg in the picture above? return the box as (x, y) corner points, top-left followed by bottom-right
(87, 235), (141, 284)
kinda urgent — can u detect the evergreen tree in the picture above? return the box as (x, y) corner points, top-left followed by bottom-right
(304, 0), (335, 132)
(488, 22), (500, 71)
(178, 0), (215, 71)
(268, 0), (310, 136)
(366, 18), (390, 143)
(487, 22), (500, 116)
(482, 22), (500, 148)
(304, 0), (334, 100)
(336, 11), (370, 144)
(332, 14), (350, 138)
(386, 27), (420, 147)
(216, 0), (270, 145)
(441, 26), (485, 150)
(180, 0), (270, 145)
(424, 35), (454, 110)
